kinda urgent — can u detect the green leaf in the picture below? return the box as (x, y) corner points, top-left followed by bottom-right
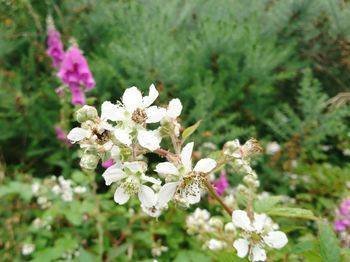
(106, 243), (128, 262)
(182, 120), (201, 140)
(319, 223), (341, 262)
(78, 248), (98, 262)
(209, 251), (248, 262)
(292, 241), (317, 254)
(174, 250), (211, 262)
(267, 207), (317, 220)
(254, 196), (281, 213)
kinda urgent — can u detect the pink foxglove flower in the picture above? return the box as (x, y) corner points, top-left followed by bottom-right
(55, 126), (71, 146)
(213, 170), (229, 195)
(46, 18), (64, 68)
(57, 45), (96, 105)
(334, 199), (350, 232)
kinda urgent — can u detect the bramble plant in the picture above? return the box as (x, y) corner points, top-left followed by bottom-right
(66, 83), (316, 261)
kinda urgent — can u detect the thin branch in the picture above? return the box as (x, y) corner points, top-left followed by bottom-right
(204, 178), (232, 216)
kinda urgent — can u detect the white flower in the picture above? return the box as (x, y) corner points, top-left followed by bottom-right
(232, 210), (288, 262)
(22, 243), (35, 256)
(161, 98), (183, 136)
(155, 142), (216, 204)
(206, 239), (227, 251)
(31, 182), (40, 195)
(102, 161), (161, 205)
(186, 208), (211, 234)
(265, 142), (280, 155)
(74, 186), (87, 194)
(140, 182), (178, 217)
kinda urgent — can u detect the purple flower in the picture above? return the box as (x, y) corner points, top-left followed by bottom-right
(102, 159), (114, 169)
(57, 46), (95, 105)
(213, 170), (229, 195)
(55, 126), (71, 146)
(46, 26), (65, 68)
(334, 198), (350, 232)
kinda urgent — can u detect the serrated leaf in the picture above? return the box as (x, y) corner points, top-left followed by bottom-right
(182, 120), (201, 140)
(209, 251), (248, 262)
(319, 223), (341, 262)
(267, 207), (317, 220)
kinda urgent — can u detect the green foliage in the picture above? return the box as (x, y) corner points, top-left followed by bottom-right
(1, 0), (350, 261)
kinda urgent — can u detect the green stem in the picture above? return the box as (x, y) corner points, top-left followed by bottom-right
(91, 175), (104, 260)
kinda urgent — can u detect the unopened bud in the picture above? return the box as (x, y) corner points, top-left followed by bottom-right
(80, 153), (99, 171)
(224, 222), (236, 234)
(223, 139), (241, 158)
(75, 105), (98, 123)
(209, 217), (223, 230)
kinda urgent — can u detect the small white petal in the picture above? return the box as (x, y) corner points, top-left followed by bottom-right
(263, 231), (288, 249)
(181, 142), (194, 172)
(145, 106), (166, 123)
(193, 158), (216, 173)
(122, 86), (143, 113)
(102, 165), (127, 185)
(251, 245), (266, 262)
(114, 128), (132, 146)
(155, 162), (179, 176)
(253, 213), (268, 232)
(158, 182), (179, 207)
(167, 98), (182, 119)
(114, 186), (130, 204)
(233, 239), (249, 258)
(67, 127), (89, 142)
(124, 161), (146, 174)
(142, 83), (159, 108)
(232, 210), (254, 231)
(140, 174), (161, 185)
(138, 185), (157, 207)
(101, 101), (124, 121)
(137, 130), (161, 151)
(184, 183), (201, 204)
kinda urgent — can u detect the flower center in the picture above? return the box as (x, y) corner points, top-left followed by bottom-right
(93, 129), (111, 145)
(121, 179), (140, 195)
(131, 108), (148, 124)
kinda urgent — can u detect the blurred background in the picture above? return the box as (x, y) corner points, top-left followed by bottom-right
(1, 0), (350, 261)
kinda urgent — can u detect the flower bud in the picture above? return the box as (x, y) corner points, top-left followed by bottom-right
(209, 217), (223, 230)
(80, 153), (99, 171)
(223, 139), (241, 158)
(224, 222), (236, 234)
(75, 105), (98, 123)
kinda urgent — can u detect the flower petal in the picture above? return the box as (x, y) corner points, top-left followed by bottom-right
(167, 98), (182, 119)
(124, 161), (147, 174)
(158, 182), (179, 207)
(140, 174), (161, 185)
(253, 213), (268, 232)
(138, 185), (157, 207)
(122, 86), (143, 113)
(250, 245), (266, 262)
(263, 231), (288, 249)
(102, 165), (127, 186)
(137, 130), (161, 151)
(67, 127), (89, 142)
(155, 162), (179, 176)
(193, 158), (216, 173)
(233, 239), (249, 258)
(181, 142), (194, 172)
(145, 106), (166, 123)
(142, 83), (159, 107)
(101, 101), (124, 121)
(114, 128), (132, 146)
(183, 183), (201, 204)
(232, 210), (253, 231)
(114, 186), (130, 204)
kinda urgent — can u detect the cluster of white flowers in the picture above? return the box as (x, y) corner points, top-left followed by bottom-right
(68, 84), (217, 217)
(31, 176), (87, 207)
(62, 249), (80, 260)
(67, 84), (289, 261)
(21, 243), (35, 256)
(32, 217), (53, 230)
(186, 208), (237, 252)
(151, 241), (169, 257)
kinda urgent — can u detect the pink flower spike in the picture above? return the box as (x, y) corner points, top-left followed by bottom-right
(57, 46), (96, 91)
(213, 170), (229, 195)
(46, 20), (64, 68)
(102, 159), (114, 168)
